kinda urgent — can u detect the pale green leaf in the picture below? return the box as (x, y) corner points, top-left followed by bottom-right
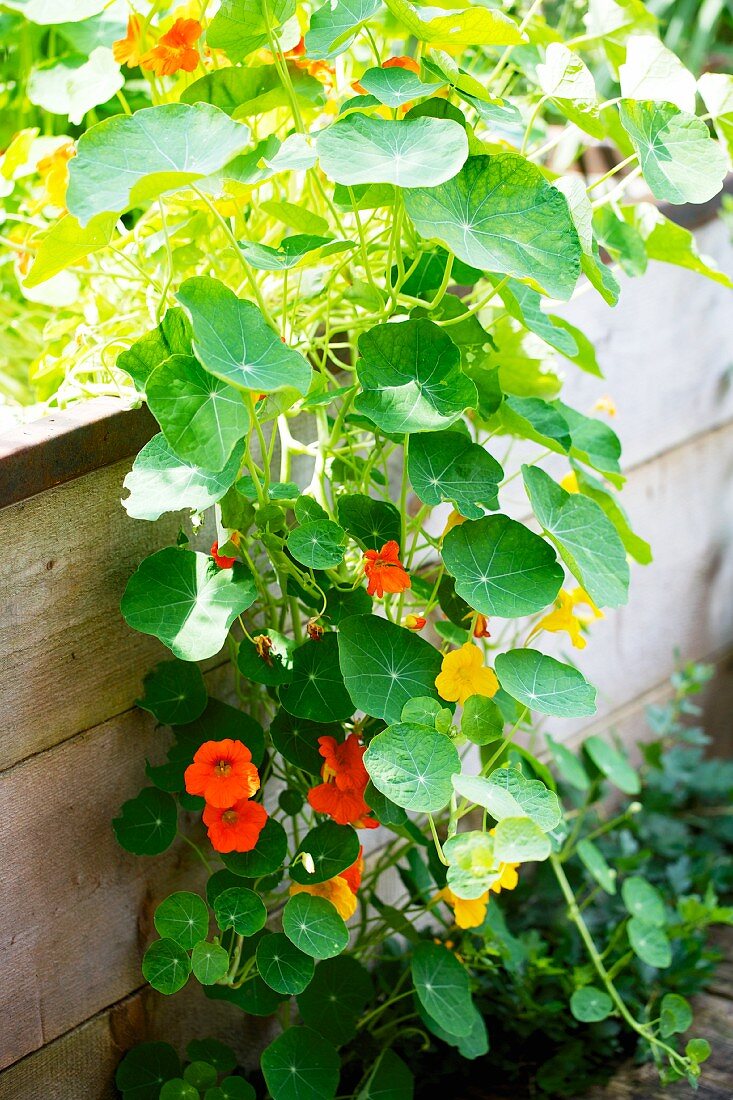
(316, 115), (468, 188)
(495, 649), (597, 717)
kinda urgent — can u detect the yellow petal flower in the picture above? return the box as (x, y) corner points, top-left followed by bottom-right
(491, 861), (519, 893)
(441, 509), (466, 539)
(435, 642), (499, 706)
(437, 887), (489, 929)
(289, 876), (357, 921)
(528, 588), (603, 650)
(559, 471), (579, 493)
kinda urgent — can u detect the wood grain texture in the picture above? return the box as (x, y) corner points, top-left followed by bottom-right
(0, 458), (184, 770)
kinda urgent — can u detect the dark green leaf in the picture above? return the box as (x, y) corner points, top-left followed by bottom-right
(113, 788), (177, 856)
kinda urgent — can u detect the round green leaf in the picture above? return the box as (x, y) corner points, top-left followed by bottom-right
(279, 633), (354, 721)
(338, 615), (444, 723)
(113, 788), (177, 856)
(495, 649), (597, 718)
(192, 940), (230, 985)
(256, 932), (315, 995)
(365, 723), (460, 813)
(206, 0), (295, 61)
(453, 766), (561, 831)
(288, 520), (346, 569)
(358, 1049), (415, 1097)
(461, 695), (504, 745)
(217, 1079), (256, 1100)
(442, 515), (563, 618)
(160, 1080), (199, 1100)
(283, 894), (350, 959)
(660, 993), (693, 1038)
(290, 822), (360, 886)
(28, 47), (123, 127)
(138, 660), (207, 727)
(146, 354), (249, 473)
(222, 817), (288, 878)
(305, 0), (381, 59)
(187, 1039), (237, 1074)
(411, 942), (474, 1038)
(355, 319), (477, 434)
(619, 100), (727, 204)
(213, 887), (267, 936)
(270, 710), (341, 774)
(177, 276), (312, 395)
(404, 153), (582, 301)
(297, 956), (373, 1047)
(358, 66), (443, 107)
(116, 1042), (180, 1100)
(570, 987), (614, 1023)
(237, 631), (295, 687)
(239, 235), (354, 271)
(206, 973), (287, 1016)
(142, 938), (192, 995)
(336, 493), (401, 551)
(67, 103), (251, 225)
(584, 735), (640, 795)
(184, 1061), (217, 1090)
(686, 1038), (712, 1065)
(121, 548), (257, 662)
(621, 876), (666, 926)
(155, 892), (210, 951)
(627, 917), (672, 968)
(492, 816), (552, 862)
(523, 465), (629, 609)
(126, 433), (239, 524)
(409, 431), (502, 518)
(316, 114), (468, 188)
(444, 830), (499, 898)
(261, 1026), (340, 1100)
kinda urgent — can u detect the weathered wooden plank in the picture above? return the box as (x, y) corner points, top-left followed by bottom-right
(0, 457), (183, 770)
(0, 398), (156, 508)
(0, 704), (210, 1070)
(0, 984), (274, 1100)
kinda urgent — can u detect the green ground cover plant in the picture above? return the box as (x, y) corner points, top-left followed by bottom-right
(2, 0), (732, 1096)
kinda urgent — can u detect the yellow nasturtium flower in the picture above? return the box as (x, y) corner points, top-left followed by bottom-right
(559, 471), (579, 493)
(437, 863), (520, 929)
(528, 588), (603, 650)
(440, 509), (466, 539)
(289, 876), (358, 921)
(435, 642), (499, 706)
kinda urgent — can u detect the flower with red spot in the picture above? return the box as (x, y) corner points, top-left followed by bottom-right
(184, 739), (260, 808)
(203, 798), (268, 853)
(363, 540), (410, 599)
(307, 734), (378, 829)
(403, 613), (427, 631)
(140, 18), (202, 77)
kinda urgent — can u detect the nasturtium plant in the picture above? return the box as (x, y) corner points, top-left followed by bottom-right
(8, 0), (727, 1093)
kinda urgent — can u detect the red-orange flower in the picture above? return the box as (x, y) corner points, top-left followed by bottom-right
(307, 734), (378, 829)
(113, 14), (143, 68)
(203, 798), (268, 853)
(363, 540), (410, 599)
(289, 848), (365, 920)
(211, 541), (236, 569)
(140, 18), (202, 77)
(340, 848), (364, 893)
(383, 55), (420, 74)
(403, 613), (427, 631)
(473, 614), (491, 639)
(184, 739), (260, 808)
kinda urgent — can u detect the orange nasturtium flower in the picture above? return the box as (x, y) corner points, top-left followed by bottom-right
(403, 613), (427, 631)
(435, 642), (499, 707)
(308, 734), (378, 829)
(140, 18), (202, 77)
(113, 14), (144, 68)
(528, 587), (603, 651)
(472, 613), (491, 639)
(203, 798), (268, 853)
(184, 738), (260, 808)
(363, 540), (410, 599)
(290, 850), (364, 921)
(211, 541), (236, 569)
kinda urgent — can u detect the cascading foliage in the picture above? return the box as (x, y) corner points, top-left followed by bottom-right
(9, 0), (733, 1095)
